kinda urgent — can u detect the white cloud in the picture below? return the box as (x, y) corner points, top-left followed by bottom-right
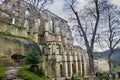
(111, 0), (120, 6)
(46, 0), (120, 17)
(46, 0), (64, 16)
(46, 0), (87, 19)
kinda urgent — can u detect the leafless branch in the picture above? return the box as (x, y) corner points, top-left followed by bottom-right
(113, 39), (120, 48)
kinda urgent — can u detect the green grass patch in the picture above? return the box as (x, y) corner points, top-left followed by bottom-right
(0, 66), (7, 76)
(0, 66), (7, 80)
(94, 77), (100, 80)
(73, 74), (83, 80)
(17, 65), (51, 80)
(0, 31), (37, 43)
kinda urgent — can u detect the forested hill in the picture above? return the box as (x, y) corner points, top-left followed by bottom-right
(94, 47), (120, 61)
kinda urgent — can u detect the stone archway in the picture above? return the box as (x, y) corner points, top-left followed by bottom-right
(11, 54), (25, 66)
(72, 63), (76, 74)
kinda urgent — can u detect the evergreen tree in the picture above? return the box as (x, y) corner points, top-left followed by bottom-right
(25, 48), (42, 73)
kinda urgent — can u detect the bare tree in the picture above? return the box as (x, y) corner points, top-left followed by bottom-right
(99, 1), (120, 72)
(64, 0), (100, 74)
(24, 0), (53, 11)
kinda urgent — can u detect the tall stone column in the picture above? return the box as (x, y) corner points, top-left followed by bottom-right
(67, 55), (73, 77)
(55, 62), (60, 77)
(70, 61), (73, 76)
(81, 55), (85, 76)
(68, 61), (73, 76)
(72, 51), (78, 74)
(77, 54), (82, 76)
(80, 55), (83, 76)
(83, 58), (87, 75)
(62, 55), (68, 77)
(74, 55), (78, 74)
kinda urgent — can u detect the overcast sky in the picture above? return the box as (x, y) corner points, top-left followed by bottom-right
(46, 0), (120, 19)
(46, 0), (87, 19)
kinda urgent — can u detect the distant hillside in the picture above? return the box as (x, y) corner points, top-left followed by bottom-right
(94, 47), (120, 61)
(94, 47), (120, 66)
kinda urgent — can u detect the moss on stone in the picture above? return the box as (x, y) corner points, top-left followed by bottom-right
(0, 31), (37, 44)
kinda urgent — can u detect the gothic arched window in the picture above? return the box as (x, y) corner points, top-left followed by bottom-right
(50, 19), (55, 33)
(12, 17), (16, 24)
(25, 8), (30, 18)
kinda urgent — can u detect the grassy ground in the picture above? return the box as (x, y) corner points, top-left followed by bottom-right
(73, 74), (84, 80)
(0, 66), (7, 76)
(0, 66), (7, 80)
(0, 66), (51, 80)
(94, 77), (120, 80)
(17, 65), (51, 80)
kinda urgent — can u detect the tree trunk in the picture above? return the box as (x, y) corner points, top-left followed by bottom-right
(108, 51), (113, 73)
(88, 49), (94, 74)
(108, 57), (112, 73)
(69, 0), (99, 75)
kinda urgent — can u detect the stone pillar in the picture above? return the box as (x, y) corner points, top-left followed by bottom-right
(67, 55), (73, 77)
(68, 62), (72, 76)
(62, 55), (68, 77)
(74, 54), (78, 74)
(56, 27), (61, 42)
(83, 58), (87, 75)
(70, 61), (73, 76)
(45, 21), (49, 32)
(81, 55), (85, 76)
(77, 54), (82, 76)
(55, 63), (60, 77)
(80, 55), (83, 76)
(72, 51), (79, 74)
(33, 19), (39, 42)
(82, 53), (87, 76)
(33, 33), (38, 42)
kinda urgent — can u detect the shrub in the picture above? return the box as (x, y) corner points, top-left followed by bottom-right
(18, 66), (41, 80)
(37, 67), (45, 77)
(25, 48), (42, 73)
(17, 65), (52, 80)
(25, 48), (42, 65)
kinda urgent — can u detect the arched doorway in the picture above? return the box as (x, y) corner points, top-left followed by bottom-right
(60, 64), (63, 77)
(72, 63), (77, 74)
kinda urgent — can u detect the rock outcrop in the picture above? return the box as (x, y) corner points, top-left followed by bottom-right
(5, 67), (22, 80)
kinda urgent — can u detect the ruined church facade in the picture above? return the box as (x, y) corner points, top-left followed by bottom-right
(0, 0), (88, 77)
